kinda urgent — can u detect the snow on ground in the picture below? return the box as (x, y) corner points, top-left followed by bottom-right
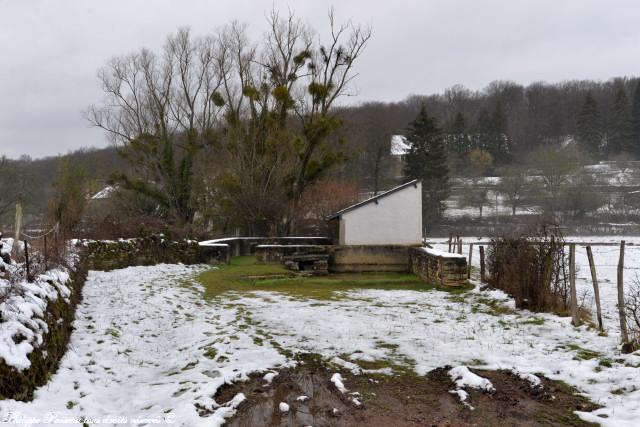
(0, 264), (287, 426)
(448, 366), (495, 392)
(428, 235), (640, 339)
(228, 237), (640, 427)
(232, 285), (640, 425)
(3, 238), (640, 426)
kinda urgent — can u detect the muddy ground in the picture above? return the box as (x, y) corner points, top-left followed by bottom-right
(215, 354), (601, 427)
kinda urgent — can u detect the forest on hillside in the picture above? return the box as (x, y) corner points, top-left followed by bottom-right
(337, 77), (640, 193)
(2, 75), (640, 236)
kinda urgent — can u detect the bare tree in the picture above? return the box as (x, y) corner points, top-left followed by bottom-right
(215, 9), (371, 234)
(528, 145), (582, 219)
(496, 165), (530, 216)
(88, 9), (370, 234)
(87, 28), (225, 224)
(286, 9), (371, 232)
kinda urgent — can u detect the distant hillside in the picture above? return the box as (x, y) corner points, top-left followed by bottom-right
(0, 146), (128, 227)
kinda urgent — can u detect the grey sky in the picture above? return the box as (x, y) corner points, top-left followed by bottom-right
(1, 0), (639, 159)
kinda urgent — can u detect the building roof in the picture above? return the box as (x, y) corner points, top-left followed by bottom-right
(390, 135), (411, 156)
(328, 179), (420, 220)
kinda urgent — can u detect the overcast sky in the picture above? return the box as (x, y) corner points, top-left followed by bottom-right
(1, 0), (639, 159)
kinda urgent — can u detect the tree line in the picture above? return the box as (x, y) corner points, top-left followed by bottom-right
(337, 78), (640, 193)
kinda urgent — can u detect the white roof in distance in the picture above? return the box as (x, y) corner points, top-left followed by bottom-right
(390, 135), (411, 156)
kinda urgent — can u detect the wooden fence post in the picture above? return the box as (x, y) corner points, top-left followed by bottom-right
(586, 246), (603, 331)
(569, 243), (579, 326)
(618, 240), (630, 349)
(44, 234), (48, 270)
(479, 246), (486, 283)
(467, 243), (473, 279)
(448, 233), (453, 252)
(458, 238), (463, 255)
(12, 202), (22, 255)
(24, 239), (30, 282)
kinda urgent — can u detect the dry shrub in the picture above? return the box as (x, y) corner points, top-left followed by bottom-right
(487, 226), (569, 313)
(625, 280), (640, 350)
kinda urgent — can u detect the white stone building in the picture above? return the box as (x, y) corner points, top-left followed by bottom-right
(328, 180), (422, 245)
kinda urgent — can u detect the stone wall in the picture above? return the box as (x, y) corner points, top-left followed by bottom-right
(409, 247), (467, 287)
(0, 258), (88, 401)
(85, 236), (228, 271)
(328, 245), (415, 273)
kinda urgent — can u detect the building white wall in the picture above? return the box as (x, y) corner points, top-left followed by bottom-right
(340, 182), (422, 245)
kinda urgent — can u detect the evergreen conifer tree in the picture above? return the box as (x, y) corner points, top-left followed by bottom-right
(473, 104), (510, 165)
(632, 82), (640, 159)
(403, 105), (450, 230)
(575, 92), (602, 158)
(608, 86), (635, 157)
(447, 111), (469, 160)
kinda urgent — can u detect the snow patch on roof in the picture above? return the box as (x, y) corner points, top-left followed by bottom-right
(390, 135), (411, 156)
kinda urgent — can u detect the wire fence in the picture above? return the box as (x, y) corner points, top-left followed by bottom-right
(430, 236), (640, 350)
(1, 223), (70, 284)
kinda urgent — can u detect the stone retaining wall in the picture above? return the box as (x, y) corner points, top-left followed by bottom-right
(328, 245), (415, 273)
(0, 258), (88, 401)
(409, 247), (467, 287)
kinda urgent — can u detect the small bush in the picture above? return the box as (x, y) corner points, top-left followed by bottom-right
(487, 225), (569, 314)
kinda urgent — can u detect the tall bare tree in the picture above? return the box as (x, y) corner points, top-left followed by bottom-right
(87, 28), (225, 224)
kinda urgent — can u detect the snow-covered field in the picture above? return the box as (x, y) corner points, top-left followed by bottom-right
(2, 238), (640, 426)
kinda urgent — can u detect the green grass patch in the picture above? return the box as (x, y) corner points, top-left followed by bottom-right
(521, 317), (546, 326)
(104, 328), (120, 338)
(598, 358), (613, 368)
(351, 357), (417, 376)
(562, 343), (603, 360)
(474, 297), (514, 316)
(197, 256), (436, 300)
(203, 348), (217, 359)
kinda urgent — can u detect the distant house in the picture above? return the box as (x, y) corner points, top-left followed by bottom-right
(328, 180), (422, 245)
(390, 135), (410, 179)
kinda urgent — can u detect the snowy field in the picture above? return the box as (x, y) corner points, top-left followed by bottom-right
(2, 238), (640, 426)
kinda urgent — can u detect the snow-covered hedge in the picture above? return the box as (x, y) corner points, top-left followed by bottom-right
(0, 248), (87, 401)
